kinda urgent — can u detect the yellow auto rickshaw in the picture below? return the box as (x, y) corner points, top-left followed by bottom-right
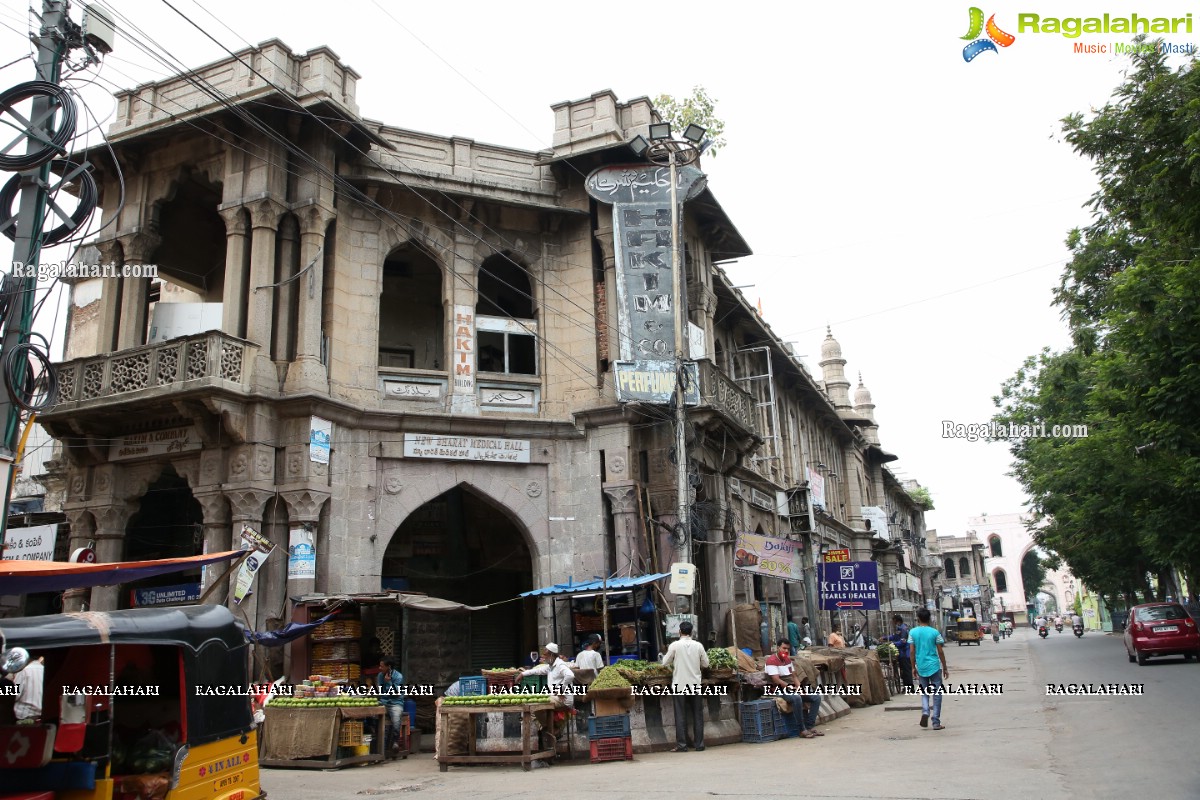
(0, 604), (264, 800)
(956, 616), (982, 645)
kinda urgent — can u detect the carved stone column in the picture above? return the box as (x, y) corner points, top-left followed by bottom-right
(194, 491), (232, 601)
(246, 198), (287, 392)
(94, 239), (123, 353)
(283, 203), (335, 395)
(603, 481), (644, 576)
(218, 206), (250, 338)
(61, 509), (96, 612)
(115, 230), (161, 350)
(89, 502), (137, 610)
(281, 489), (329, 598)
(593, 223), (617, 364)
(273, 213), (299, 362)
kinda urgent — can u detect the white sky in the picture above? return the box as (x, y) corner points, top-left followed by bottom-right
(1, 0), (1194, 535)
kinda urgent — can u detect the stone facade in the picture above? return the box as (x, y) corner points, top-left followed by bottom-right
(37, 41), (932, 671)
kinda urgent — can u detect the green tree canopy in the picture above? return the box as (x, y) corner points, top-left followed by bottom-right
(652, 86), (727, 157)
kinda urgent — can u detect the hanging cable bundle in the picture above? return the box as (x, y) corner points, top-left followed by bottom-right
(0, 158), (97, 245)
(3, 335), (58, 412)
(0, 270), (22, 325)
(0, 81), (77, 171)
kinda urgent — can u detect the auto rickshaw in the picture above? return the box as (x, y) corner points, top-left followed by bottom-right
(0, 604), (265, 800)
(956, 616), (982, 645)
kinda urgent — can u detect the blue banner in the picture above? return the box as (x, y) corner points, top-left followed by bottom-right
(819, 561), (880, 611)
(132, 582), (201, 607)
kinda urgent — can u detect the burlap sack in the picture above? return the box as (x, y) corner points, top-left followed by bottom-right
(731, 604), (763, 654)
(842, 658), (871, 707)
(735, 648), (759, 673)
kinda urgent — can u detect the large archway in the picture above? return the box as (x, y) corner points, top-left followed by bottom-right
(121, 466), (203, 609)
(382, 485), (535, 687)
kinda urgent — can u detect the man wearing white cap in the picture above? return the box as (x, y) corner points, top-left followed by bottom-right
(521, 643), (576, 709)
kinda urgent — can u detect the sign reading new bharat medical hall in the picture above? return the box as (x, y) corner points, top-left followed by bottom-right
(819, 561), (880, 610)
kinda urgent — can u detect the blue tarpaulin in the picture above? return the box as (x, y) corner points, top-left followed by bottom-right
(519, 573), (670, 597)
(243, 612), (340, 647)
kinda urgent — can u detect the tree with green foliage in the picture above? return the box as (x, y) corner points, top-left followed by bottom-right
(652, 86), (727, 157)
(1021, 550), (1050, 604)
(906, 485), (934, 510)
(994, 40), (1200, 606)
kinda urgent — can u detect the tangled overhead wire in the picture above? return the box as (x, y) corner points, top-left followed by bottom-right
(3, 332), (58, 412)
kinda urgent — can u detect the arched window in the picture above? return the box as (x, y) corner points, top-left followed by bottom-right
(476, 252), (536, 375)
(959, 557), (971, 577)
(379, 244), (443, 369)
(994, 569), (1008, 593)
(989, 535), (1003, 558)
(944, 558), (956, 579)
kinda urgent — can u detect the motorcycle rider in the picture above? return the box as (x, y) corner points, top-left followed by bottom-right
(1071, 612), (1083, 633)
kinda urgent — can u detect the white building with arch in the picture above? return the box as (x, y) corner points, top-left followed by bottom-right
(974, 512), (1078, 625)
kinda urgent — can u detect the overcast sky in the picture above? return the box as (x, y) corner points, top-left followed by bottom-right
(1, 0), (1193, 535)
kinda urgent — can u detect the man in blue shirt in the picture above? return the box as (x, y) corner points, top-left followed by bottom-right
(907, 608), (949, 731)
(885, 614), (913, 691)
(377, 658), (406, 755)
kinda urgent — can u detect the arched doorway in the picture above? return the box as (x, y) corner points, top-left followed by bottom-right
(122, 466), (203, 609)
(382, 485), (534, 686)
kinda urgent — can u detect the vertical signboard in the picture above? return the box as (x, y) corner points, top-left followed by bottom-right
(309, 417), (331, 464)
(585, 163), (707, 362)
(288, 523), (316, 579)
(806, 467), (826, 510)
(233, 525), (276, 605)
(452, 305), (475, 393)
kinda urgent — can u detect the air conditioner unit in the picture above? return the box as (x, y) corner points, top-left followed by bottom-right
(729, 478), (742, 498)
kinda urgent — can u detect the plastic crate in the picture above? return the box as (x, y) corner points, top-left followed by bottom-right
(338, 720), (363, 746)
(607, 654), (637, 665)
(772, 705), (802, 739)
(519, 675), (547, 691)
(587, 714), (632, 740)
(485, 672), (517, 692)
(459, 676), (488, 696)
(740, 699), (783, 743)
(589, 736), (633, 763)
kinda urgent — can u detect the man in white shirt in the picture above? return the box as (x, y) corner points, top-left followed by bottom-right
(13, 655), (44, 724)
(522, 643), (575, 708)
(765, 639), (823, 738)
(573, 635), (605, 673)
(663, 620), (709, 752)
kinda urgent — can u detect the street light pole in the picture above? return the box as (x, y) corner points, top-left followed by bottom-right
(668, 146), (691, 586)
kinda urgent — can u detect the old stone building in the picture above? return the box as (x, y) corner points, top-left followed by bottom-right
(40, 40), (931, 683)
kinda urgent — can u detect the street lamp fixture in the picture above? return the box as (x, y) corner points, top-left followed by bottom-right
(649, 122), (672, 141)
(682, 123), (706, 144)
(628, 134), (650, 157)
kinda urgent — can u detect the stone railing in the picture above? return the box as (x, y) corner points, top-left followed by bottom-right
(695, 358), (760, 437)
(54, 331), (257, 406)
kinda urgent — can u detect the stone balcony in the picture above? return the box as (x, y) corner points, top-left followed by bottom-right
(695, 358), (760, 439)
(50, 331), (258, 411)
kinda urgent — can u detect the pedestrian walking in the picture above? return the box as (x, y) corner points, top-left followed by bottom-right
(907, 608), (948, 731)
(663, 620), (709, 752)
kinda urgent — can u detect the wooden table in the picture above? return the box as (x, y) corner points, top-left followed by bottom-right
(436, 702), (555, 772)
(260, 705), (387, 769)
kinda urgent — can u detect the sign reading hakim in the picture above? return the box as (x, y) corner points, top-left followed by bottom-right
(819, 561), (880, 610)
(585, 164), (706, 363)
(614, 361), (699, 405)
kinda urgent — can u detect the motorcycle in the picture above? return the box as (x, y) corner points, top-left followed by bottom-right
(1073, 624), (1084, 638)
(1055, 622), (1064, 633)
(1039, 625), (1049, 639)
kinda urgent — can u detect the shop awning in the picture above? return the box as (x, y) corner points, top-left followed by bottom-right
(294, 592), (486, 612)
(520, 573), (671, 597)
(0, 550), (244, 595)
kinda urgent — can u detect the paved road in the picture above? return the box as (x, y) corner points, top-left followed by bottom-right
(261, 628), (1197, 799)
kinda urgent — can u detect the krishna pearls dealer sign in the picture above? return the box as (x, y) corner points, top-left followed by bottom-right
(820, 561), (880, 610)
(403, 433), (530, 463)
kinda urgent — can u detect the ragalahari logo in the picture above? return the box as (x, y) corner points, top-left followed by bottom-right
(962, 7), (1016, 61)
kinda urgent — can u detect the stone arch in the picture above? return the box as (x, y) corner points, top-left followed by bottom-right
(378, 240), (445, 370)
(993, 568), (1008, 594)
(988, 534), (1003, 557)
(121, 462), (204, 608)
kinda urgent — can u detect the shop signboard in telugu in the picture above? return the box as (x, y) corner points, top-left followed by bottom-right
(1, 523), (56, 561)
(614, 360), (699, 405)
(132, 582), (201, 607)
(819, 561), (880, 610)
(233, 525), (275, 605)
(109, 427), (202, 461)
(734, 531), (801, 581)
(403, 433), (530, 463)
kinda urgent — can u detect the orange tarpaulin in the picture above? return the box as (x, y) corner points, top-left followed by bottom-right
(0, 550), (244, 594)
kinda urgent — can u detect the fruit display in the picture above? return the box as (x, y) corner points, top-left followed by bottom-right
(270, 697), (379, 708)
(706, 647), (738, 670)
(442, 694), (550, 706)
(589, 666), (632, 690)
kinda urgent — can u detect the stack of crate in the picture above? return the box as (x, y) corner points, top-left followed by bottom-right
(740, 699), (784, 743)
(587, 714), (633, 763)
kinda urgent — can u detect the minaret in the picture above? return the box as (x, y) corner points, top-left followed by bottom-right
(819, 326), (852, 412)
(854, 372), (880, 445)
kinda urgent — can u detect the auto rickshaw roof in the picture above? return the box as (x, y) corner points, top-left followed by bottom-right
(0, 604), (245, 653)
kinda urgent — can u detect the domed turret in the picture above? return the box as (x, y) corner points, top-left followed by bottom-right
(819, 326), (852, 411)
(820, 326), (843, 361)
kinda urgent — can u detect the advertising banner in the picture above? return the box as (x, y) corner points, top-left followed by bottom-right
(734, 531), (801, 581)
(861, 506), (889, 538)
(806, 468), (826, 510)
(233, 525), (275, 605)
(309, 417), (332, 464)
(288, 523), (316, 579)
(819, 560), (880, 610)
(133, 582), (201, 607)
(614, 360), (699, 405)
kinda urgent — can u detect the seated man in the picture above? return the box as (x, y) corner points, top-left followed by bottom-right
(377, 658), (406, 755)
(764, 639), (823, 739)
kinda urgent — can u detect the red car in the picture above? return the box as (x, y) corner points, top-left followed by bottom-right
(1123, 602), (1200, 665)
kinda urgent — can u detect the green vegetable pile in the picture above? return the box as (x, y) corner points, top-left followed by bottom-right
(443, 694), (549, 706)
(706, 648), (737, 669)
(589, 666), (632, 689)
(272, 697), (379, 707)
(614, 660), (671, 682)
(876, 642), (899, 660)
